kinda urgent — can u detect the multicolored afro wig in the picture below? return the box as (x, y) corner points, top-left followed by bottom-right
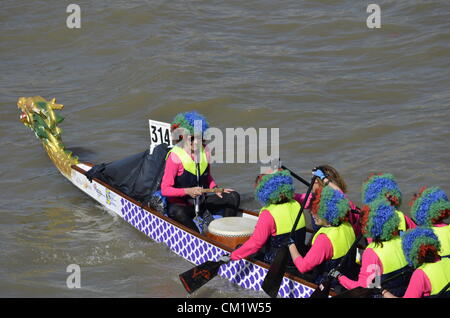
(401, 227), (441, 268)
(170, 111), (209, 136)
(409, 187), (450, 226)
(311, 186), (350, 226)
(361, 198), (399, 241)
(362, 173), (402, 208)
(255, 170), (294, 206)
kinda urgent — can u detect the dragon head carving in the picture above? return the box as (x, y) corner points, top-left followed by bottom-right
(17, 96), (78, 177)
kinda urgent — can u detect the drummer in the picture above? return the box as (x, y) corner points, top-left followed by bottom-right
(230, 169), (307, 263)
(160, 111), (240, 232)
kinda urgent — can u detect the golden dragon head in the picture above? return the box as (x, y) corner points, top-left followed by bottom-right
(17, 96), (78, 177)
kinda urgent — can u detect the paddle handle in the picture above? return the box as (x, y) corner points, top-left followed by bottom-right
(281, 165), (311, 187)
(195, 163), (201, 214)
(290, 175), (317, 237)
(438, 282), (450, 296)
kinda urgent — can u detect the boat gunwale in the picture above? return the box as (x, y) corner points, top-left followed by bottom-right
(71, 162), (331, 295)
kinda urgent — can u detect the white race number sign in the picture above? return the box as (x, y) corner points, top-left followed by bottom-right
(149, 120), (172, 153)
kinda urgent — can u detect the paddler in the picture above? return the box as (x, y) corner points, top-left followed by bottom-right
(409, 187), (450, 258)
(160, 111), (240, 232)
(361, 173), (416, 236)
(307, 166), (362, 237)
(382, 227), (450, 298)
(287, 185), (357, 285)
(229, 169), (308, 263)
(334, 198), (411, 296)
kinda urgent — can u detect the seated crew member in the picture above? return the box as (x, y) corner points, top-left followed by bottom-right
(304, 166), (361, 237)
(160, 111), (240, 232)
(287, 186), (357, 285)
(230, 170), (307, 264)
(409, 187), (450, 258)
(383, 227), (450, 298)
(336, 198), (411, 297)
(361, 173), (416, 237)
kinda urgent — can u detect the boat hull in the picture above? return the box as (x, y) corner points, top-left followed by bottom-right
(69, 163), (315, 298)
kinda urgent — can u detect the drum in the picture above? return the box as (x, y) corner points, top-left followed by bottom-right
(206, 216), (257, 249)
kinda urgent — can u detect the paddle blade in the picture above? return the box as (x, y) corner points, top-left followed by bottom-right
(179, 261), (224, 294)
(261, 246), (289, 298)
(309, 279), (332, 298)
(333, 287), (375, 298)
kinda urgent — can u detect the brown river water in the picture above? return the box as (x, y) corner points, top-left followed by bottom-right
(0, 0), (449, 298)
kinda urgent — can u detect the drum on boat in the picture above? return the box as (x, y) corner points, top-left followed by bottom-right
(206, 216), (257, 249)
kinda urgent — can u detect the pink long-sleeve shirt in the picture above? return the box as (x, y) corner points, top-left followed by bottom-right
(293, 233), (334, 273)
(340, 254), (434, 297)
(396, 226), (447, 298)
(339, 251), (437, 297)
(402, 213), (417, 230)
(338, 247), (383, 289)
(402, 269), (433, 298)
(161, 150), (216, 205)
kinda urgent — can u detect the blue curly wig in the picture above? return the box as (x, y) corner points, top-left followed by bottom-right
(362, 173), (402, 208)
(311, 186), (350, 226)
(171, 111), (209, 136)
(410, 187), (450, 226)
(255, 170), (294, 206)
(361, 198), (399, 241)
(401, 227), (441, 268)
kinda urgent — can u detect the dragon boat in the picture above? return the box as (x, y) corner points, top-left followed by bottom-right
(16, 96), (332, 298)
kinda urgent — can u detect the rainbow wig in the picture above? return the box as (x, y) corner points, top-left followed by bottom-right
(311, 186), (350, 226)
(361, 198), (399, 241)
(255, 170), (294, 206)
(171, 111), (209, 136)
(401, 227), (441, 268)
(410, 187), (450, 226)
(362, 173), (402, 208)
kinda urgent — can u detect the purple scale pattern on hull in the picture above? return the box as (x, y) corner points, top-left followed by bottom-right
(120, 197), (313, 298)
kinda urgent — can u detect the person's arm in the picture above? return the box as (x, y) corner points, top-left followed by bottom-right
(161, 153), (202, 198)
(347, 202), (362, 238)
(231, 210), (275, 261)
(294, 193), (314, 210)
(201, 146), (217, 189)
(161, 153), (186, 197)
(383, 269), (430, 298)
(290, 233), (333, 273)
(404, 214), (417, 230)
(338, 248), (382, 290)
(313, 169), (341, 192)
(205, 165), (218, 189)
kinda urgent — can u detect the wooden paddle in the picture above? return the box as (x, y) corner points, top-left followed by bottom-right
(261, 175), (318, 298)
(200, 188), (225, 193)
(309, 233), (363, 298)
(179, 259), (228, 294)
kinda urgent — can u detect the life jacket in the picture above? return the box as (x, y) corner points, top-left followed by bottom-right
(166, 145), (210, 201)
(367, 236), (411, 296)
(419, 258), (450, 296)
(262, 200), (306, 264)
(311, 222), (356, 281)
(433, 225), (450, 258)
